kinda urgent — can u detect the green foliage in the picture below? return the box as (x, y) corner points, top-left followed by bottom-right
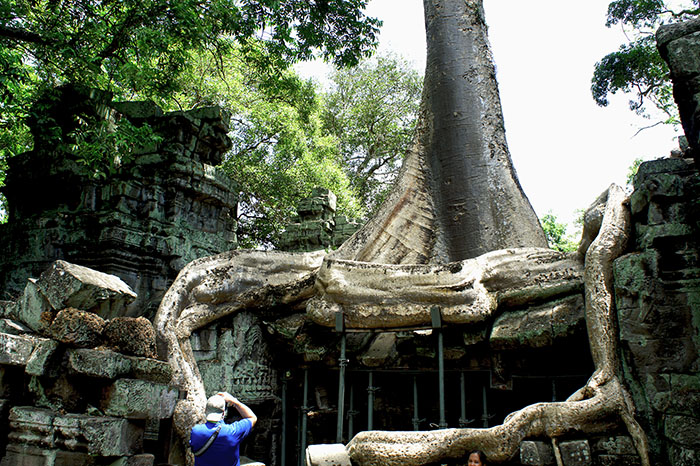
(541, 212), (579, 253)
(322, 53), (423, 215)
(171, 45), (362, 248)
(593, 0), (700, 123)
(626, 157), (645, 186)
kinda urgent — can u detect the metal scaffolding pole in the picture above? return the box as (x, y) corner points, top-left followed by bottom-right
(481, 384), (489, 428)
(348, 384), (357, 438)
(281, 376), (287, 466)
(336, 312), (347, 443)
(367, 371), (376, 430)
(412, 376), (422, 431)
(431, 307), (447, 428)
(300, 369), (309, 466)
(459, 372), (468, 427)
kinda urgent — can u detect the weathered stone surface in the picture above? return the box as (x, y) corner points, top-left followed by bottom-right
(25, 338), (60, 376)
(590, 436), (638, 456)
(103, 316), (157, 358)
(0, 444), (98, 466)
(0, 300), (15, 319)
(101, 378), (178, 419)
(28, 374), (83, 412)
(66, 348), (171, 383)
(38, 261), (136, 319)
(558, 440), (591, 466)
(198, 313), (278, 404)
(0, 332), (41, 366)
(7, 406), (143, 456)
(49, 307), (105, 347)
(16, 278), (55, 334)
(664, 415), (700, 446)
(490, 295), (584, 349)
(0, 318), (32, 335)
(520, 440), (555, 465)
(359, 333), (397, 367)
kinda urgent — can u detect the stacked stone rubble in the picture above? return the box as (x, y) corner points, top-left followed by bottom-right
(0, 260), (178, 465)
(0, 86), (239, 318)
(277, 188), (361, 251)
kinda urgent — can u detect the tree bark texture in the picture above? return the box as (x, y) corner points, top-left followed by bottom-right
(332, 0), (547, 265)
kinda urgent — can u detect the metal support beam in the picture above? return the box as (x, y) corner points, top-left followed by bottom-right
(300, 368), (310, 466)
(348, 384), (358, 438)
(481, 384), (489, 428)
(412, 375), (424, 431)
(367, 371), (376, 430)
(281, 376), (288, 466)
(336, 312), (347, 443)
(459, 372), (468, 427)
(431, 306), (447, 428)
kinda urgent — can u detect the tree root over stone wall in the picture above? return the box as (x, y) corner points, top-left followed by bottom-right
(331, 184), (651, 466)
(155, 185), (650, 466)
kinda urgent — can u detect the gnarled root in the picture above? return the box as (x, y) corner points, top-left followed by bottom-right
(325, 185), (650, 466)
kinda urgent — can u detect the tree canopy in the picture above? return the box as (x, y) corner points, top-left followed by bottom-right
(0, 0), (381, 225)
(592, 0), (699, 124)
(322, 52), (423, 216)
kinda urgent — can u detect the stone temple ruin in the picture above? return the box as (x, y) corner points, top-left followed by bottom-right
(0, 7), (699, 466)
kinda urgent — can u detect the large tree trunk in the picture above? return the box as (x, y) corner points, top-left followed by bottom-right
(333, 0), (546, 264)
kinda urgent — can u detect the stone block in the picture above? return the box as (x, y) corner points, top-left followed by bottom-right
(8, 406), (143, 456)
(17, 278), (55, 334)
(25, 338), (60, 376)
(112, 101), (164, 119)
(101, 378), (178, 419)
(103, 316), (157, 358)
(0, 318), (32, 335)
(28, 374), (83, 412)
(520, 440), (555, 465)
(306, 444), (351, 466)
(558, 440), (591, 466)
(359, 332), (397, 367)
(665, 31), (700, 78)
(66, 348), (171, 383)
(0, 300), (15, 318)
(0, 332), (39, 366)
(490, 295), (584, 349)
(0, 444), (98, 466)
(37, 260), (137, 318)
(590, 436), (638, 456)
(664, 415), (700, 447)
(668, 444), (699, 466)
(596, 455), (641, 466)
(67, 347), (131, 379)
(50, 307), (105, 347)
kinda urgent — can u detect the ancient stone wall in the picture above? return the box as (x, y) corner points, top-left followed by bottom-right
(0, 86), (239, 318)
(615, 157), (700, 465)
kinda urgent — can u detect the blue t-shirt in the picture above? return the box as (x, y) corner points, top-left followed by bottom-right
(190, 418), (253, 466)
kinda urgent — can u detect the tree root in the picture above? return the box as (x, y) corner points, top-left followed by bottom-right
(309, 185), (651, 466)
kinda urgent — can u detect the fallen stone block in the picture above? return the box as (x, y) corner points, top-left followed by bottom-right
(359, 332), (397, 367)
(101, 378), (178, 419)
(37, 260), (137, 318)
(0, 332), (42, 366)
(25, 338), (60, 376)
(306, 444), (351, 466)
(28, 374), (84, 412)
(50, 307), (105, 347)
(520, 440), (555, 465)
(16, 278), (55, 334)
(66, 348), (171, 383)
(0, 318), (32, 335)
(103, 316), (157, 358)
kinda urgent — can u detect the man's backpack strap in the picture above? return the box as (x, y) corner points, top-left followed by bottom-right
(193, 424), (222, 457)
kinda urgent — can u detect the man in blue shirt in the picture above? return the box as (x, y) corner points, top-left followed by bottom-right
(190, 392), (257, 466)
